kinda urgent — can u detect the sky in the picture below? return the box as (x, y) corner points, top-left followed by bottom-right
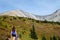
(0, 0), (60, 16)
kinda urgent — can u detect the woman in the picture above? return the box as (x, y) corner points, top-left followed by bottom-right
(11, 26), (17, 40)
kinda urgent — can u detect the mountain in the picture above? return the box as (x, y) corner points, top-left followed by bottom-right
(36, 9), (60, 22)
(0, 9), (60, 22)
(0, 10), (38, 20)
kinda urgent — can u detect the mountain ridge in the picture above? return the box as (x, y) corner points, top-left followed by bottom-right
(0, 9), (60, 22)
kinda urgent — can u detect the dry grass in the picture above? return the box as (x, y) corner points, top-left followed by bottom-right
(0, 16), (60, 40)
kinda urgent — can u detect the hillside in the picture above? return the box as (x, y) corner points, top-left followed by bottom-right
(0, 16), (60, 40)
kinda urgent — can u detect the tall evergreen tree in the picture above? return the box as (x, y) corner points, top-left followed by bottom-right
(50, 36), (53, 40)
(58, 36), (60, 40)
(42, 35), (46, 40)
(53, 35), (57, 40)
(30, 24), (38, 40)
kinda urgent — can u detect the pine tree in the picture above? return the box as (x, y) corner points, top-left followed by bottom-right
(53, 35), (57, 40)
(42, 35), (46, 40)
(30, 24), (38, 40)
(50, 36), (53, 40)
(58, 36), (60, 40)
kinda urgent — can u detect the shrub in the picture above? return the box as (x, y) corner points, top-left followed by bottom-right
(18, 17), (23, 19)
(0, 21), (3, 26)
(19, 33), (22, 38)
(13, 17), (17, 20)
(22, 19), (26, 21)
(36, 20), (40, 23)
(10, 18), (12, 21)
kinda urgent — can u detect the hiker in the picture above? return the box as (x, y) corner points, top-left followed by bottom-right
(11, 26), (17, 40)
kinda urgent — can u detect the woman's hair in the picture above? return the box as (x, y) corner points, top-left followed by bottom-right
(12, 26), (15, 31)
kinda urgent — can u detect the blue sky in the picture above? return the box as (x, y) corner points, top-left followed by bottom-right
(0, 0), (60, 15)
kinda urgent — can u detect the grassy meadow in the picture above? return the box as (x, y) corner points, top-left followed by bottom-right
(0, 16), (60, 40)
